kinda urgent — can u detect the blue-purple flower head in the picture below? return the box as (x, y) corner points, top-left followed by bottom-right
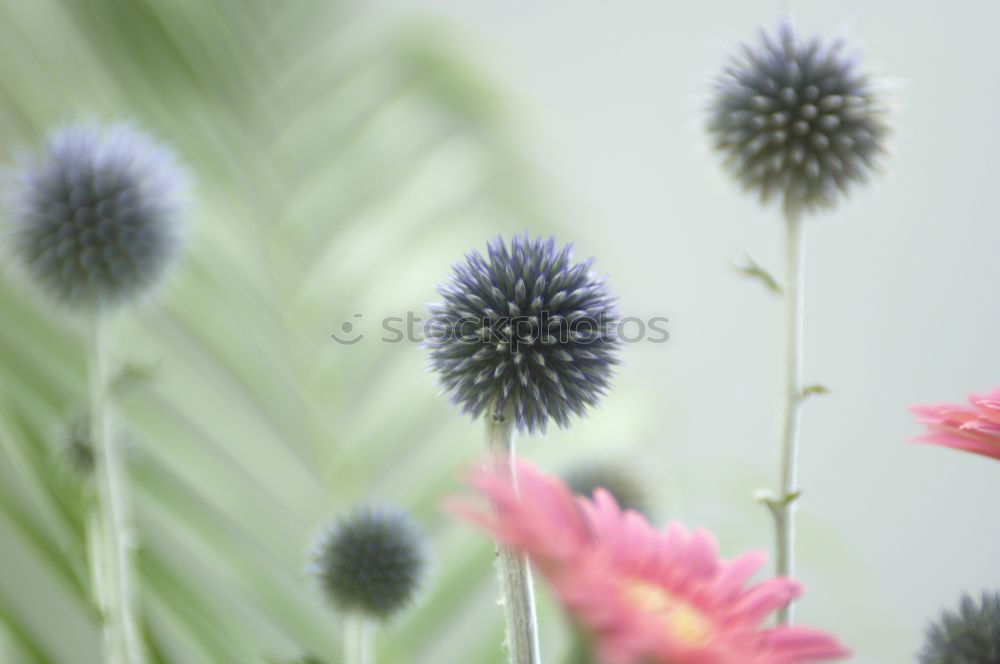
(564, 462), (648, 516)
(6, 122), (188, 309)
(428, 234), (620, 434)
(707, 21), (889, 211)
(311, 505), (426, 621)
(920, 592), (1000, 664)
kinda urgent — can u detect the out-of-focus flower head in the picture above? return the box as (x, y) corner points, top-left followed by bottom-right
(6, 122), (188, 310)
(911, 389), (1000, 462)
(919, 592), (1000, 664)
(707, 20), (888, 211)
(448, 460), (849, 664)
(428, 234), (620, 434)
(564, 461), (649, 516)
(310, 505), (426, 620)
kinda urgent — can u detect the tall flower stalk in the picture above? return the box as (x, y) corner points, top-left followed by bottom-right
(429, 234), (621, 662)
(342, 613), (373, 664)
(6, 122), (188, 661)
(485, 411), (540, 664)
(707, 21), (889, 623)
(88, 312), (143, 662)
(773, 201), (805, 622)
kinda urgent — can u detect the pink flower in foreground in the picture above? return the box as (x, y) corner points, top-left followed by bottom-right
(448, 460), (849, 664)
(911, 388), (1000, 461)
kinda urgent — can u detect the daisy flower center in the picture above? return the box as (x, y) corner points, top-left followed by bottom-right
(623, 580), (713, 646)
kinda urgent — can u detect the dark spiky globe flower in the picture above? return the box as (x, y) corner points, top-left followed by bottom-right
(7, 123), (187, 309)
(920, 592), (1000, 664)
(564, 462), (648, 516)
(707, 21), (888, 211)
(428, 234), (620, 434)
(312, 505), (425, 620)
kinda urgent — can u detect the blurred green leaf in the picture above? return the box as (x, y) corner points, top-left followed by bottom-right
(0, 0), (557, 662)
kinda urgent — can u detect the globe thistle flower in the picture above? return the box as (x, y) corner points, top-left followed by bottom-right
(428, 234), (620, 434)
(311, 505), (426, 620)
(707, 20), (888, 211)
(911, 388), (1000, 462)
(6, 122), (188, 309)
(564, 462), (648, 516)
(448, 461), (849, 664)
(920, 592), (1000, 664)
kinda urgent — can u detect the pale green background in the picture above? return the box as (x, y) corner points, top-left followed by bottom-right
(365, 1), (1000, 661)
(1, 1), (998, 662)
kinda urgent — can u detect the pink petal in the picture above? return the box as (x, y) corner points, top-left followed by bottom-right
(972, 398), (1000, 425)
(734, 578), (802, 625)
(710, 550), (768, 601)
(913, 432), (1000, 461)
(685, 529), (722, 580)
(759, 626), (852, 661)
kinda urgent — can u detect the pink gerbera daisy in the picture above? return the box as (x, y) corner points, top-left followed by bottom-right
(448, 459), (849, 664)
(911, 388), (1000, 461)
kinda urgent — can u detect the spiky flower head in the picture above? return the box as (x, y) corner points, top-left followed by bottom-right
(428, 234), (620, 434)
(6, 122), (187, 309)
(707, 20), (888, 211)
(920, 592), (1000, 664)
(565, 462), (648, 516)
(311, 505), (425, 620)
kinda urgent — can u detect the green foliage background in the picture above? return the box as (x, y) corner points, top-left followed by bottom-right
(0, 1), (593, 661)
(9, 1), (999, 662)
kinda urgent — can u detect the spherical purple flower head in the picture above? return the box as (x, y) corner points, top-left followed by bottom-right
(564, 462), (648, 516)
(428, 234), (620, 434)
(707, 21), (889, 211)
(311, 505), (426, 620)
(920, 592), (1000, 664)
(7, 123), (187, 309)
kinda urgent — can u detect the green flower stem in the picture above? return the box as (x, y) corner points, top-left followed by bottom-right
(772, 202), (806, 625)
(343, 613), (372, 664)
(485, 411), (541, 664)
(86, 509), (107, 617)
(88, 314), (144, 663)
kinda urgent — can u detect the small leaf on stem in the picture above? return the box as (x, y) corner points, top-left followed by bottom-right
(801, 384), (830, 399)
(733, 255), (783, 294)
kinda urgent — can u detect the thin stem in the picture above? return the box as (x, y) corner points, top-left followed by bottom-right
(773, 202), (806, 625)
(89, 314), (144, 663)
(86, 509), (107, 614)
(343, 613), (373, 664)
(485, 411), (541, 664)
